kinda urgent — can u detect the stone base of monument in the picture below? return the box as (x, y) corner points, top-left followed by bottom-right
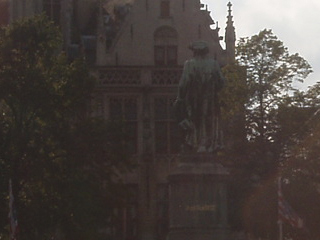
(167, 154), (230, 240)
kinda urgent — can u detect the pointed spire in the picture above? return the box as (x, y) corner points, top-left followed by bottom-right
(225, 2), (236, 63)
(226, 2), (234, 30)
(227, 2), (232, 17)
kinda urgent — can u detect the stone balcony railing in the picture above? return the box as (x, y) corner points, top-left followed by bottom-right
(97, 67), (182, 87)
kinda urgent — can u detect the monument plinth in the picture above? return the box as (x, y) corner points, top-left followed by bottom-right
(168, 41), (230, 240)
(167, 154), (229, 240)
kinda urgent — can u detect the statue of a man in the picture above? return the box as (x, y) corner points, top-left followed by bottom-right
(175, 41), (225, 153)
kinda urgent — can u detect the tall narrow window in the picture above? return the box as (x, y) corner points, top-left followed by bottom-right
(130, 24), (134, 40)
(198, 24), (202, 38)
(43, 0), (61, 24)
(106, 185), (139, 240)
(154, 26), (178, 66)
(92, 93), (104, 118)
(154, 96), (181, 154)
(160, 0), (170, 17)
(110, 97), (138, 154)
(157, 184), (169, 240)
(154, 46), (166, 66)
(167, 46), (178, 66)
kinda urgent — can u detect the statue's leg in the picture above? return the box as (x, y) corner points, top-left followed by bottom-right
(208, 99), (216, 153)
(197, 99), (208, 153)
(208, 116), (217, 153)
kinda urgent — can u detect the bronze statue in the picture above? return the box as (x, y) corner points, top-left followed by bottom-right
(175, 41), (225, 153)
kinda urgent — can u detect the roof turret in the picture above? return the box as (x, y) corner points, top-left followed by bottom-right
(225, 2), (236, 63)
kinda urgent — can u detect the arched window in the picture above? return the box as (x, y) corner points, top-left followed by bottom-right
(154, 26), (178, 66)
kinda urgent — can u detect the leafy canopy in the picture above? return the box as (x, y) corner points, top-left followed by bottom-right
(236, 29), (312, 143)
(0, 15), (132, 240)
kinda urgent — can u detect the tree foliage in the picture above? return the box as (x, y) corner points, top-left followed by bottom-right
(237, 29), (312, 144)
(236, 29), (312, 178)
(242, 86), (320, 240)
(0, 15), (132, 240)
(219, 64), (251, 233)
(233, 29), (316, 239)
(221, 64), (248, 159)
(277, 83), (320, 239)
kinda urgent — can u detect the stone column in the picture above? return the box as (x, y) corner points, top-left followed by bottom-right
(139, 77), (157, 240)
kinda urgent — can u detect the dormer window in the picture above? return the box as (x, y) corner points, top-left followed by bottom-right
(160, 0), (170, 17)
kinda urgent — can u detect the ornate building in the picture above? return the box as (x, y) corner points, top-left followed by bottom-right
(9, 1), (236, 239)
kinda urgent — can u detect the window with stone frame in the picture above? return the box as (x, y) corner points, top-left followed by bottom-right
(154, 46), (166, 66)
(160, 0), (170, 17)
(109, 97), (138, 154)
(154, 45), (177, 66)
(166, 45), (178, 65)
(154, 96), (181, 154)
(43, 0), (61, 24)
(106, 185), (139, 240)
(154, 26), (178, 66)
(91, 93), (104, 118)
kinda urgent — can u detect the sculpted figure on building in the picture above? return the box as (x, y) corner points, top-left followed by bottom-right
(175, 41), (225, 153)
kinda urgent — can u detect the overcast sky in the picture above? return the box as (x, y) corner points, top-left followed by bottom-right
(201, 0), (320, 90)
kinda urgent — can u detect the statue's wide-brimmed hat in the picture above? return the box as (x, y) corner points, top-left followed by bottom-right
(189, 41), (209, 51)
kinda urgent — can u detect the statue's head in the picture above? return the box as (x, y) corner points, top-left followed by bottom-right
(189, 41), (209, 56)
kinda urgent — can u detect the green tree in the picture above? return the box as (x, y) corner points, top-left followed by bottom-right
(220, 64), (251, 232)
(240, 84), (320, 240)
(277, 83), (320, 239)
(221, 64), (248, 161)
(0, 15), (132, 240)
(236, 29), (312, 176)
(233, 29), (313, 239)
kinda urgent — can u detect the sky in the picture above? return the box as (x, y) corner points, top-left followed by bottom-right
(201, 0), (320, 90)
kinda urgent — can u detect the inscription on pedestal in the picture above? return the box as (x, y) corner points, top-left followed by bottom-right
(167, 159), (229, 240)
(170, 181), (220, 229)
(186, 205), (216, 211)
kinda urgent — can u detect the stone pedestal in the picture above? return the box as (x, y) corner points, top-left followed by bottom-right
(167, 154), (229, 240)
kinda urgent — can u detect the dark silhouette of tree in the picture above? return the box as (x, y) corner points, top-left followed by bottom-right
(231, 29), (313, 240)
(0, 15), (132, 240)
(236, 29), (312, 177)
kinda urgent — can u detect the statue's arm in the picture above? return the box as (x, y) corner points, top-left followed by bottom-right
(174, 61), (191, 122)
(177, 61), (190, 100)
